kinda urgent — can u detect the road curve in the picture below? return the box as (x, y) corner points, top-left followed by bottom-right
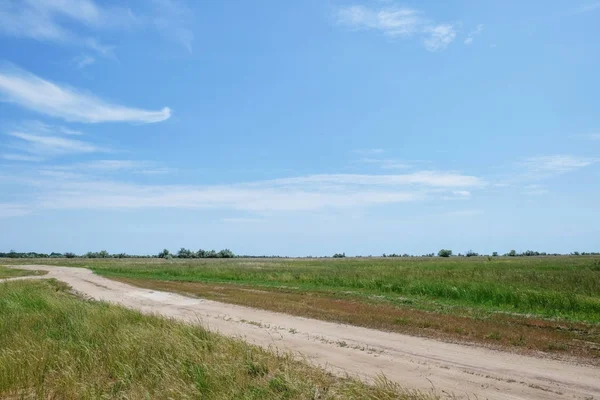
(2, 265), (599, 400)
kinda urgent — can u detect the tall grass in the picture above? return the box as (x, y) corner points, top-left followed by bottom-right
(0, 265), (45, 279)
(0, 279), (428, 400)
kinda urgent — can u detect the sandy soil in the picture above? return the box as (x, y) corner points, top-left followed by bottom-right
(2, 265), (598, 400)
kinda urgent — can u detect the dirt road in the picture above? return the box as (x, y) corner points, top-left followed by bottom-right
(3, 265), (598, 399)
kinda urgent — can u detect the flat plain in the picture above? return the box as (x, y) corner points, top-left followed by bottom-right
(4, 255), (600, 363)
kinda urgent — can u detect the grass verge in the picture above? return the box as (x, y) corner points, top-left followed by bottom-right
(0, 265), (46, 279)
(0, 279), (430, 400)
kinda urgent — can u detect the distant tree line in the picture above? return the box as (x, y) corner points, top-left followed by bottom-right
(0, 249), (235, 259)
(1, 249), (600, 259)
(158, 248), (235, 259)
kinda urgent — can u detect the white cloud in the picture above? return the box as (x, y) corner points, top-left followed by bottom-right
(0, 203), (30, 218)
(0, 65), (171, 123)
(151, 0), (194, 53)
(423, 24), (457, 51)
(353, 148), (385, 155)
(523, 184), (549, 196)
(584, 133), (600, 140)
(12, 120), (84, 136)
(7, 131), (101, 156)
(12, 170), (482, 215)
(0, 0), (192, 54)
(452, 190), (471, 197)
(264, 172), (483, 188)
(44, 160), (175, 175)
(520, 155), (598, 176)
(1, 153), (44, 162)
(445, 209), (482, 217)
(575, 2), (600, 14)
(336, 4), (456, 51)
(359, 158), (410, 169)
(464, 24), (484, 45)
(337, 6), (421, 37)
(0, 0), (134, 54)
(73, 54), (95, 69)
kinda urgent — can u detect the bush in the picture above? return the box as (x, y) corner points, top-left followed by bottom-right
(332, 253), (346, 258)
(437, 249), (452, 257)
(157, 249), (170, 259)
(217, 249), (235, 258)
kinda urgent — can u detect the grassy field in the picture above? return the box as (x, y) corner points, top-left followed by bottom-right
(3, 256), (600, 363)
(0, 279), (427, 400)
(0, 265), (46, 279)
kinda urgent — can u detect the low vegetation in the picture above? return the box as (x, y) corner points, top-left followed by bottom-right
(0, 265), (46, 279)
(0, 279), (428, 399)
(3, 256), (599, 363)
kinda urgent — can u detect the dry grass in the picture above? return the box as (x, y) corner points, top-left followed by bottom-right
(0, 279), (433, 400)
(115, 277), (600, 365)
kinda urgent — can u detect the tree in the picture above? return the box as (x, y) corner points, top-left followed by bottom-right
(507, 249), (517, 257)
(217, 249), (235, 258)
(438, 249), (452, 257)
(158, 249), (170, 259)
(332, 252), (346, 258)
(206, 250), (218, 258)
(492, 252), (499, 257)
(177, 248), (194, 258)
(466, 250), (479, 257)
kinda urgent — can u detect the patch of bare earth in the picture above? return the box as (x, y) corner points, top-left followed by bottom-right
(114, 277), (600, 366)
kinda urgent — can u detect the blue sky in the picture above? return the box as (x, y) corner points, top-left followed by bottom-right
(0, 0), (599, 256)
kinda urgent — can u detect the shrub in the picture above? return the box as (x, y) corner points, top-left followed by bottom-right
(437, 249), (452, 258)
(158, 249), (170, 259)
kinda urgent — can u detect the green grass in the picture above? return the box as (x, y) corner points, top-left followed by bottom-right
(0, 279), (427, 400)
(6, 256), (599, 323)
(0, 265), (46, 279)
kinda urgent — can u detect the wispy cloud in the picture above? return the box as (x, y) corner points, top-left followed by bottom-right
(0, 0), (193, 54)
(574, 2), (600, 14)
(359, 158), (411, 169)
(445, 209), (482, 217)
(0, 203), (30, 218)
(72, 54), (95, 69)
(7, 132), (101, 156)
(259, 171), (483, 188)
(10, 170), (483, 215)
(583, 133), (600, 140)
(464, 24), (484, 45)
(520, 155), (599, 177)
(0, 0), (135, 55)
(12, 120), (84, 136)
(151, 0), (194, 53)
(523, 184), (549, 196)
(353, 148), (385, 155)
(423, 24), (456, 51)
(43, 160), (174, 175)
(1, 153), (44, 162)
(0, 65), (171, 123)
(336, 4), (456, 51)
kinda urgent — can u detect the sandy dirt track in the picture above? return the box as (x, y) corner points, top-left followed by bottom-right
(2, 265), (599, 400)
